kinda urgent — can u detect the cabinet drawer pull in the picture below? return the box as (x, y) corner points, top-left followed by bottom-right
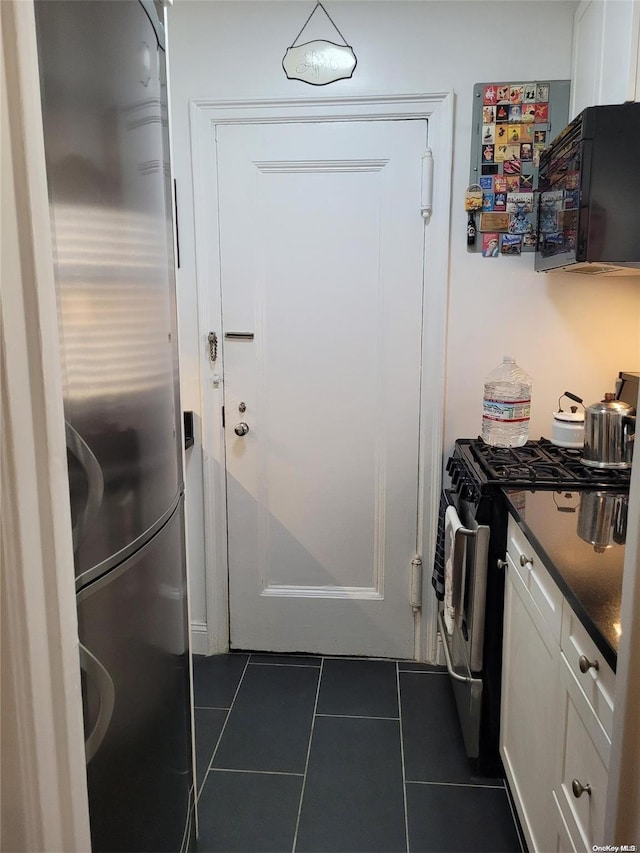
(571, 779), (592, 798)
(497, 558), (508, 569)
(519, 553), (533, 567)
(578, 654), (599, 674)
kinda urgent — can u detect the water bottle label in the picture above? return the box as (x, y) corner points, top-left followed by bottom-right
(483, 398), (531, 423)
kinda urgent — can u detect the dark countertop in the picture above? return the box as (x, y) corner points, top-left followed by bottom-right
(502, 488), (626, 672)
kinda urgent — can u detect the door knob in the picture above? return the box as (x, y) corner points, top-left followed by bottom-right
(234, 422), (249, 437)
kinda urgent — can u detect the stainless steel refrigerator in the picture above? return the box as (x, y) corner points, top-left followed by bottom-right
(34, 2), (194, 850)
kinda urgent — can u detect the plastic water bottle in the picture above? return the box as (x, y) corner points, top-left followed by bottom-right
(482, 356), (532, 447)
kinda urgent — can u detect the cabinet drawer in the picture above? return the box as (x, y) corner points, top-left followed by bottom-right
(561, 607), (615, 738)
(507, 517), (563, 641)
(555, 657), (610, 851)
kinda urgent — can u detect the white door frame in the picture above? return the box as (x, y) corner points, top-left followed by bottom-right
(190, 93), (454, 661)
(1, 1), (91, 848)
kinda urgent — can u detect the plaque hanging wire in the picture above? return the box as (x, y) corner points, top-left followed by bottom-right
(289, 1), (350, 49)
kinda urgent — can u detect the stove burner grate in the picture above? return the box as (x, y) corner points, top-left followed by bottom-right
(463, 437), (631, 490)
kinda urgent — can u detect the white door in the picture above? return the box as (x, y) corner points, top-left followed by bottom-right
(217, 119), (427, 658)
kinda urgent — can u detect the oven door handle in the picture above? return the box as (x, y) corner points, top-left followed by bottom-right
(450, 522), (476, 630)
(438, 611), (474, 684)
(442, 507), (490, 670)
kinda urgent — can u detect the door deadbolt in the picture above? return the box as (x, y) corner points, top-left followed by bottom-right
(238, 402), (246, 413)
(234, 422), (249, 436)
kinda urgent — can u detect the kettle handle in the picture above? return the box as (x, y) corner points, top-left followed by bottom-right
(563, 391), (584, 406)
(623, 414), (636, 445)
(558, 391), (585, 413)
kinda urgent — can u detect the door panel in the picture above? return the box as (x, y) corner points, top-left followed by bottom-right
(76, 499), (192, 853)
(217, 120), (427, 658)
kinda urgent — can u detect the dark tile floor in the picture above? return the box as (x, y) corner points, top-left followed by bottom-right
(193, 654), (524, 853)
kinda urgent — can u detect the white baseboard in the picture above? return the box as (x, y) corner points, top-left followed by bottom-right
(190, 621), (209, 656)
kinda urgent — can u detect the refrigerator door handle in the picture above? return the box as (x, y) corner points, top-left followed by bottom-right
(79, 642), (115, 763)
(65, 421), (104, 551)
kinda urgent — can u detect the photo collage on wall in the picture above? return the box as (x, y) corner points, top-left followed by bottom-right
(468, 79), (570, 257)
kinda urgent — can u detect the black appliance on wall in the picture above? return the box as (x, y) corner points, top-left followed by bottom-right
(434, 438), (631, 776)
(535, 102), (640, 275)
(616, 371), (640, 408)
(35, 2), (194, 850)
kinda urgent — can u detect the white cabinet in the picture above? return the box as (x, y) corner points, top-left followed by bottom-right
(501, 518), (562, 853)
(501, 517), (616, 853)
(555, 661), (610, 851)
(570, 0), (640, 118)
(552, 791), (580, 853)
(561, 607), (615, 739)
(555, 611), (614, 852)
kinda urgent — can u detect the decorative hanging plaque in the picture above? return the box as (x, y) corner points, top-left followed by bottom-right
(283, 2), (357, 86)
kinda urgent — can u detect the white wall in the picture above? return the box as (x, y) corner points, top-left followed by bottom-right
(167, 0), (640, 630)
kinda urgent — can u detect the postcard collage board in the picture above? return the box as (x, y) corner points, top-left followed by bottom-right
(469, 79), (570, 256)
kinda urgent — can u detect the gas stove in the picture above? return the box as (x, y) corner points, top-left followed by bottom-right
(451, 437), (631, 496)
(437, 436), (631, 778)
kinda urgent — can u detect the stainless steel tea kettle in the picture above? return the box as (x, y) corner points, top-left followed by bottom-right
(577, 492), (628, 552)
(582, 392), (636, 469)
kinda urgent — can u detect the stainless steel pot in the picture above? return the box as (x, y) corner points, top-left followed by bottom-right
(582, 392), (635, 469)
(577, 491), (628, 552)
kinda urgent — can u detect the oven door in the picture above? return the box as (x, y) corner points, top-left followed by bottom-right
(438, 494), (490, 759)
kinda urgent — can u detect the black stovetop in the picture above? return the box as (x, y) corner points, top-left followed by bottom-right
(455, 437), (631, 491)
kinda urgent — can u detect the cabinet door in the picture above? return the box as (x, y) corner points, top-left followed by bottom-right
(554, 657), (610, 851)
(552, 791), (579, 853)
(570, 0), (640, 118)
(599, 0), (639, 103)
(500, 561), (559, 853)
(570, 1), (606, 118)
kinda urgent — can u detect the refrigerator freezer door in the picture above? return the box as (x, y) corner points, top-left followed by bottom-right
(77, 499), (193, 852)
(35, 0), (183, 587)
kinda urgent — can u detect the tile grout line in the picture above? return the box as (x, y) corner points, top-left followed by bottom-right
(315, 712), (400, 721)
(198, 655), (251, 800)
(291, 656), (325, 853)
(397, 662), (410, 853)
(404, 779), (506, 790)
(397, 669), (448, 676)
(248, 661), (321, 668)
(210, 767), (305, 778)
